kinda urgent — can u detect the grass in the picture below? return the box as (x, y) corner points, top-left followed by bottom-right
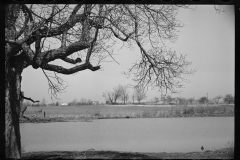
(22, 140), (235, 159)
(21, 104), (234, 122)
(22, 147), (234, 159)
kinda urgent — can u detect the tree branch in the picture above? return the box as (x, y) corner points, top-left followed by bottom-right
(5, 39), (19, 44)
(71, 4), (82, 16)
(41, 62), (100, 75)
(20, 92), (39, 103)
(38, 40), (90, 63)
(61, 30), (67, 47)
(15, 4), (32, 39)
(106, 26), (134, 42)
(86, 28), (99, 63)
(61, 57), (82, 64)
(21, 40), (90, 69)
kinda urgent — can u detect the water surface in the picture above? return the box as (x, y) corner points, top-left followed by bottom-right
(20, 117), (234, 153)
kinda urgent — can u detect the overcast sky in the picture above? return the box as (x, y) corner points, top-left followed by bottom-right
(21, 5), (234, 104)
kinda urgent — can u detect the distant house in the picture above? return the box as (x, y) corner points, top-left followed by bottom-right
(60, 103), (68, 106)
(92, 101), (99, 105)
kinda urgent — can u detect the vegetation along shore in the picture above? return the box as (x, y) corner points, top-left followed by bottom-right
(22, 147), (234, 159)
(20, 104), (234, 123)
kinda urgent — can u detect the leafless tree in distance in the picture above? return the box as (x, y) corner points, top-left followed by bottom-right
(132, 94), (135, 104)
(134, 85), (147, 104)
(120, 85), (129, 105)
(213, 95), (222, 104)
(188, 98), (195, 105)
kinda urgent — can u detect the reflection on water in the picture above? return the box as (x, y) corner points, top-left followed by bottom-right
(20, 117), (234, 153)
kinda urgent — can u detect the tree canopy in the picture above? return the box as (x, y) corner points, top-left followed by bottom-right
(6, 4), (194, 98)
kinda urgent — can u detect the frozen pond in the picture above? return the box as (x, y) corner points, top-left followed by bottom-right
(20, 117), (234, 153)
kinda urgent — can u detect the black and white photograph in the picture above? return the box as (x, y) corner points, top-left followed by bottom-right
(5, 4), (234, 159)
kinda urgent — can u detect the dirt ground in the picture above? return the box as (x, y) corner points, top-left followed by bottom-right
(22, 148), (234, 159)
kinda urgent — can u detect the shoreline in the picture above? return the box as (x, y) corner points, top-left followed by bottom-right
(22, 147), (234, 159)
(20, 114), (234, 123)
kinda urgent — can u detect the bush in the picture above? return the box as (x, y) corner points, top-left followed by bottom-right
(196, 106), (205, 114)
(182, 107), (194, 115)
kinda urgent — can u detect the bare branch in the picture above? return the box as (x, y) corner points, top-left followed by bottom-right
(16, 4), (33, 38)
(86, 28), (99, 63)
(41, 62), (100, 75)
(61, 30), (67, 47)
(5, 39), (19, 44)
(61, 57), (82, 64)
(71, 4), (82, 16)
(20, 92), (39, 103)
(106, 26), (134, 41)
(41, 69), (66, 99)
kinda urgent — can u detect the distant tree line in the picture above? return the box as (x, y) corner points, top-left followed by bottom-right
(68, 98), (94, 106)
(102, 84), (147, 105)
(156, 94), (234, 105)
(102, 84), (234, 106)
(24, 92), (234, 107)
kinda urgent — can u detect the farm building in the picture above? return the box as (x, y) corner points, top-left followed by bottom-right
(92, 101), (99, 105)
(60, 103), (68, 106)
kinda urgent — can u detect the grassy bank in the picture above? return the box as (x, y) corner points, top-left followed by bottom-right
(22, 147), (234, 159)
(21, 105), (234, 123)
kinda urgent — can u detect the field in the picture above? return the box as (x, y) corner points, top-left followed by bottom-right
(22, 104), (234, 122)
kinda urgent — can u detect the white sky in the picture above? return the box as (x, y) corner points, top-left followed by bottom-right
(21, 5), (234, 103)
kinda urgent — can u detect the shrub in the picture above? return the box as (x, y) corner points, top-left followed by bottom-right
(196, 106), (205, 114)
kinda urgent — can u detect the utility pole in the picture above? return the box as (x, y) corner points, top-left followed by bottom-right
(206, 93), (208, 106)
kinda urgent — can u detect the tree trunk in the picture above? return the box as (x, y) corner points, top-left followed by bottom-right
(5, 62), (22, 158)
(5, 4), (23, 158)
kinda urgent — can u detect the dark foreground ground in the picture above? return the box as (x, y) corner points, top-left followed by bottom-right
(22, 148), (234, 159)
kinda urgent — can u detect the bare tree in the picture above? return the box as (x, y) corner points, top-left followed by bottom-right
(102, 91), (114, 104)
(213, 95), (222, 104)
(154, 97), (160, 104)
(69, 98), (77, 106)
(131, 94), (135, 104)
(188, 98), (195, 105)
(120, 85), (129, 105)
(161, 96), (167, 105)
(223, 94), (234, 105)
(166, 95), (173, 104)
(42, 98), (47, 106)
(5, 4), (196, 158)
(113, 85), (123, 103)
(134, 85), (147, 104)
(178, 97), (187, 105)
(87, 99), (92, 105)
(81, 98), (87, 105)
(198, 97), (208, 104)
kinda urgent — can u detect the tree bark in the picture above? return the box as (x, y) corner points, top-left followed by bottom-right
(5, 4), (22, 158)
(5, 4), (22, 159)
(5, 60), (22, 158)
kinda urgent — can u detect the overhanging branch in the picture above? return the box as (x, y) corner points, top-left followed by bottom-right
(41, 62), (100, 75)
(20, 92), (39, 103)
